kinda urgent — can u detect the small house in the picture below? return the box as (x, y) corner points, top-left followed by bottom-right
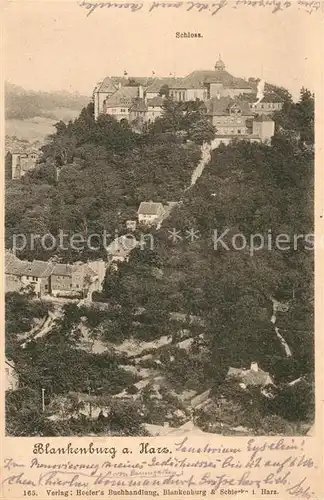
(106, 235), (138, 264)
(226, 362), (274, 389)
(137, 201), (165, 226)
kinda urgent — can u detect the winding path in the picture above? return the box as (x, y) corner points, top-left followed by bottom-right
(271, 298), (292, 357)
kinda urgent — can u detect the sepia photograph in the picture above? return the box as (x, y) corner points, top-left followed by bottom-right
(3, 1), (318, 440)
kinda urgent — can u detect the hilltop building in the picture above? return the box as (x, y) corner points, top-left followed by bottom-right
(93, 58), (283, 133)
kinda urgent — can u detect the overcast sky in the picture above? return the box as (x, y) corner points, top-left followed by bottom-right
(4, 1), (323, 99)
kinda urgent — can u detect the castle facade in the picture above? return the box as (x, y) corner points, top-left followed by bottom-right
(93, 58), (283, 142)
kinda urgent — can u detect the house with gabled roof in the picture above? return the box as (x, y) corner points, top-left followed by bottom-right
(145, 77), (177, 99)
(206, 96), (254, 136)
(106, 235), (139, 265)
(103, 86), (140, 121)
(4, 251), (101, 299)
(6, 257), (55, 296)
(129, 96), (165, 126)
(50, 262), (100, 298)
(94, 76), (154, 119)
(137, 201), (165, 226)
(226, 362), (274, 389)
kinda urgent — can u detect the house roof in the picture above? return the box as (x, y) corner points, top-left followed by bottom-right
(170, 70), (253, 90)
(169, 77), (205, 90)
(5, 252), (27, 276)
(97, 69), (253, 94)
(104, 86), (139, 108)
(227, 366), (273, 387)
(24, 260), (55, 278)
(254, 113), (275, 122)
(129, 98), (148, 112)
(146, 78), (178, 93)
(5, 254), (55, 278)
(206, 97), (254, 116)
(80, 263), (98, 278)
(52, 263), (73, 277)
(106, 235), (138, 255)
(167, 420), (207, 436)
(147, 96), (164, 107)
(190, 389), (211, 409)
(97, 77), (155, 93)
(137, 201), (165, 216)
(95, 77), (119, 94)
(145, 423), (176, 436)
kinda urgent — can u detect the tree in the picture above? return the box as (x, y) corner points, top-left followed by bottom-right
(159, 84), (170, 97)
(107, 401), (145, 435)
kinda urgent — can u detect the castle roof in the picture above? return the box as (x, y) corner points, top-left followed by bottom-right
(130, 98), (148, 112)
(146, 77), (178, 93)
(95, 77), (119, 94)
(170, 70), (253, 90)
(206, 97), (254, 116)
(97, 67), (253, 94)
(147, 96), (164, 107)
(97, 76), (155, 93)
(104, 86), (139, 108)
(254, 113), (275, 122)
(215, 56), (226, 71)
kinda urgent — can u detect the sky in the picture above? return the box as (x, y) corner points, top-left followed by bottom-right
(3, 1), (323, 99)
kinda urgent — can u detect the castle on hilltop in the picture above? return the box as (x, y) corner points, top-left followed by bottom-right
(93, 57), (284, 143)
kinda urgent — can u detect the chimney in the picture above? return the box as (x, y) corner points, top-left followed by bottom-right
(138, 85), (144, 99)
(250, 362), (258, 372)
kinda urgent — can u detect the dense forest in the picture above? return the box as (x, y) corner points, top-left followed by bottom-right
(5, 86), (315, 435)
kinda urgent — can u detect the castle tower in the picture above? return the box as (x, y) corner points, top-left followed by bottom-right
(215, 55), (225, 71)
(253, 114), (275, 142)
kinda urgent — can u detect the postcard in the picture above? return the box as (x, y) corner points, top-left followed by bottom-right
(1, 0), (323, 499)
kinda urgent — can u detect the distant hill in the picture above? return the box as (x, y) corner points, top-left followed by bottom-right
(5, 82), (90, 142)
(5, 82), (90, 120)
